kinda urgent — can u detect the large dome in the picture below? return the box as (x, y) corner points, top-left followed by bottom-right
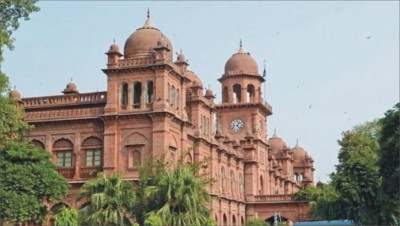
(124, 17), (173, 59)
(224, 42), (258, 76)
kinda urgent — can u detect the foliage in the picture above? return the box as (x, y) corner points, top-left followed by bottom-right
(144, 213), (162, 226)
(378, 102), (400, 224)
(294, 185), (321, 201)
(0, 0), (38, 142)
(0, 141), (68, 225)
(77, 172), (136, 226)
(245, 217), (270, 226)
(0, 0), (40, 62)
(54, 206), (79, 226)
(132, 149), (214, 226)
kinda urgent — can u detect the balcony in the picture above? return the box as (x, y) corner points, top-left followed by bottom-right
(254, 194), (295, 203)
(80, 166), (102, 179)
(56, 168), (75, 179)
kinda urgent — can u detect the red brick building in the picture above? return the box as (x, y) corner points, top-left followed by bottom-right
(12, 14), (314, 225)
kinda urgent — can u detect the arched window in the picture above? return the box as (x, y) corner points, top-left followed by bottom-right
(233, 84), (241, 103)
(230, 170), (235, 194)
(247, 84), (255, 102)
(146, 81), (154, 103)
(171, 86), (176, 107)
(53, 139), (73, 168)
(223, 214), (228, 226)
(239, 173), (244, 195)
(120, 83), (128, 106)
(32, 140), (45, 149)
(176, 89), (180, 109)
(294, 174), (298, 181)
(133, 82), (142, 109)
(129, 150), (141, 168)
(82, 137), (102, 167)
(215, 215), (218, 225)
(260, 175), (264, 195)
(241, 216), (245, 225)
(232, 215), (236, 226)
(168, 83), (171, 103)
(221, 166), (226, 192)
(300, 173), (304, 181)
(223, 86), (228, 103)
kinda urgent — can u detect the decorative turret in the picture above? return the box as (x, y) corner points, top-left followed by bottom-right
(106, 41), (122, 67)
(62, 81), (79, 95)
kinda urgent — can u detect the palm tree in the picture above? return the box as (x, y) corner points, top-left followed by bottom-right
(77, 172), (136, 226)
(145, 156), (214, 226)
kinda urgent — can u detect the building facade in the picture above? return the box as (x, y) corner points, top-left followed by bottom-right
(12, 15), (315, 225)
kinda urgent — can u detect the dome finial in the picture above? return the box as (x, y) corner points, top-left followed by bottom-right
(263, 60), (267, 77)
(295, 138), (301, 148)
(143, 8), (153, 28)
(113, 38), (116, 43)
(272, 128), (278, 138)
(238, 39), (244, 53)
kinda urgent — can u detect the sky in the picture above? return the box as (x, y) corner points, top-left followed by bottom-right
(2, 1), (399, 183)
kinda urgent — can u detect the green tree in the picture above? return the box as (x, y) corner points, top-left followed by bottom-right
(378, 102), (400, 224)
(77, 172), (136, 226)
(0, 0), (39, 142)
(0, 141), (68, 225)
(54, 206), (79, 226)
(245, 217), (270, 226)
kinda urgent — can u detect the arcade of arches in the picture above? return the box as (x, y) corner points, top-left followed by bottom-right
(14, 14), (315, 225)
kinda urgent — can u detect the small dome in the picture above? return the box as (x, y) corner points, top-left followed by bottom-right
(224, 41), (259, 76)
(10, 88), (21, 101)
(63, 82), (79, 94)
(109, 43), (120, 52)
(124, 16), (173, 59)
(185, 70), (203, 87)
(205, 88), (213, 96)
(292, 141), (308, 161)
(268, 130), (287, 155)
(177, 51), (186, 62)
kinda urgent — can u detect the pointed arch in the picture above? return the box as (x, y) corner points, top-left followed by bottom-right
(146, 80), (154, 103)
(247, 84), (255, 102)
(53, 138), (73, 168)
(120, 82), (128, 107)
(233, 84), (241, 103)
(31, 139), (45, 149)
(232, 215), (236, 226)
(133, 82), (142, 109)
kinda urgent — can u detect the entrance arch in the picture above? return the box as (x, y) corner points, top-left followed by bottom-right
(265, 214), (289, 225)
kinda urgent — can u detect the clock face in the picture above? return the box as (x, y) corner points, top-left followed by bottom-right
(231, 119), (244, 132)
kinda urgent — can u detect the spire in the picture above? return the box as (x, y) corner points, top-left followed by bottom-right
(238, 39), (245, 53)
(263, 60), (267, 77)
(272, 128), (278, 138)
(294, 138), (301, 148)
(143, 8), (153, 28)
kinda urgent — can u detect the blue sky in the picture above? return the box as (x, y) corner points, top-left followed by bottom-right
(3, 1), (399, 183)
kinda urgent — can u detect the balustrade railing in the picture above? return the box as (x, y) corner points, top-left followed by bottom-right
(80, 166), (102, 179)
(21, 92), (107, 108)
(254, 194), (294, 202)
(56, 168), (75, 179)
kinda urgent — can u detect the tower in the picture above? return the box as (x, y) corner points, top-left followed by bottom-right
(216, 41), (272, 140)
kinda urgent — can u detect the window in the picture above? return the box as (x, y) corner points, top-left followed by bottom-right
(146, 81), (154, 103)
(230, 170), (235, 194)
(171, 86), (176, 107)
(133, 82), (142, 108)
(86, 150), (101, 166)
(239, 173), (244, 194)
(120, 83), (128, 106)
(57, 151), (72, 167)
(221, 166), (226, 191)
(176, 89), (180, 109)
(53, 139), (73, 168)
(82, 137), (102, 167)
(233, 84), (241, 103)
(247, 84), (255, 102)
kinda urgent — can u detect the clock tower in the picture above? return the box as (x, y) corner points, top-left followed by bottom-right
(216, 41), (272, 140)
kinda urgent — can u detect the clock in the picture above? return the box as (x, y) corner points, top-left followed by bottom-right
(230, 119), (244, 132)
